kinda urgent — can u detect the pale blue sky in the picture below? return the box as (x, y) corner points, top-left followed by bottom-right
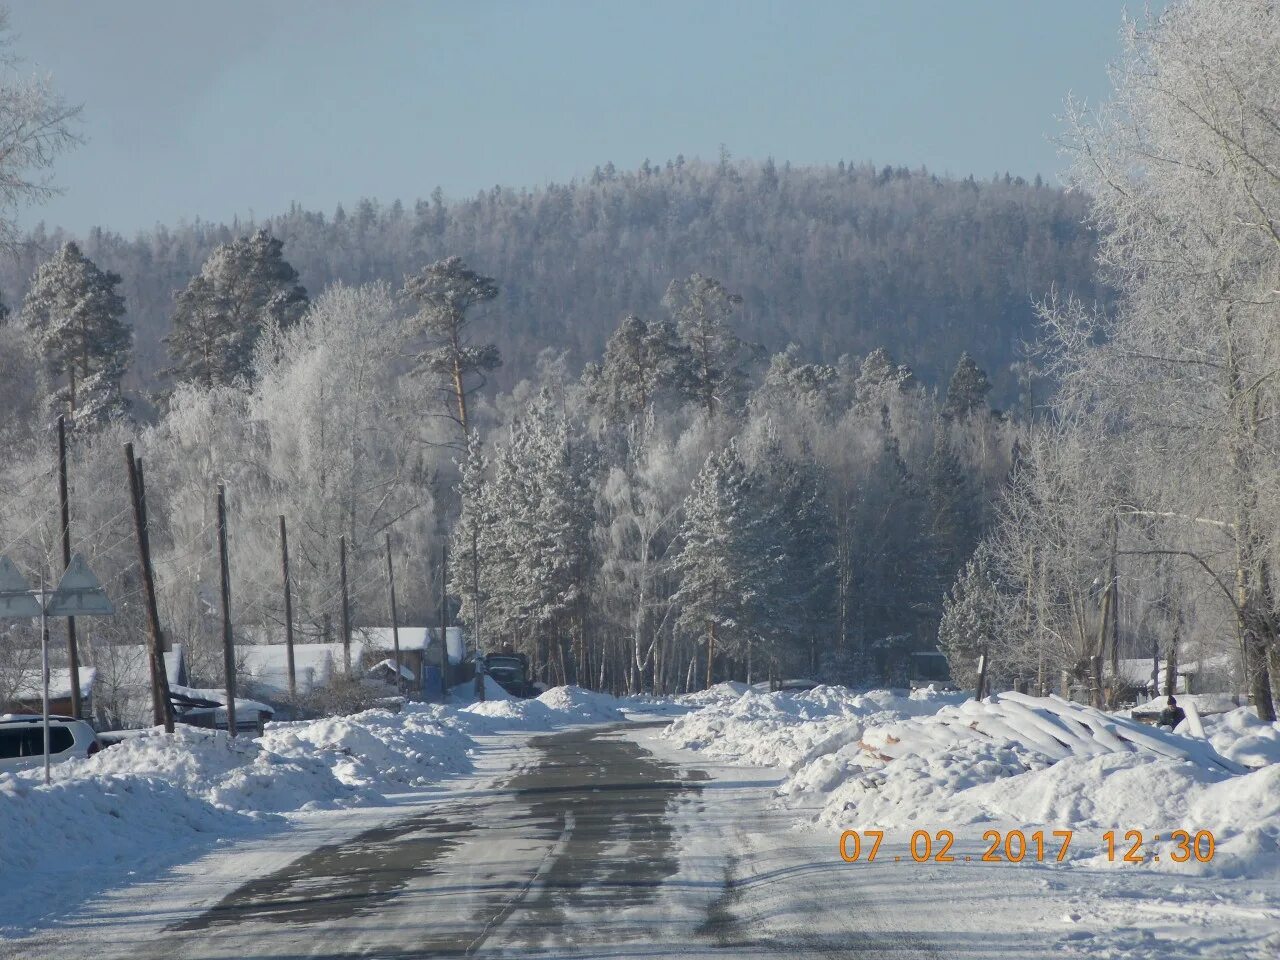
(10, 1), (1152, 236)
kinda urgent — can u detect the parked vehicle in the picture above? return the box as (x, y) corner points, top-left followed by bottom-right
(908, 651), (958, 691)
(0, 714), (101, 773)
(482, 653), (536, 698)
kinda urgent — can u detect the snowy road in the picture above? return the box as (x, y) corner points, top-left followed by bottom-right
(8, 721), (1100, 960)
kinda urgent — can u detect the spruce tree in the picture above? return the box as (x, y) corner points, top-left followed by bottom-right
(402, 256), (501, 436)
(938, 544), (1002, 690)
(941, 351), (992, 420)
(926, 428), (979, 601)
(165, 229), (308, 389)
(21, 241), (131, 424)
(674, 442), (761, 686)
(752, 440), (837, 675)
(450, 431), (493, 649)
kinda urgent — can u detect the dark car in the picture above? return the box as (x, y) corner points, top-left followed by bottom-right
(482, 653), (536, 698)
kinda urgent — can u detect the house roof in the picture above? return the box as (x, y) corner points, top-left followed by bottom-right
(94, 644), (187, 691)
(10, 667), (97, 702)
(368, 658), (416, 681)
(238, 642), (348, 697)
(357, 626), (465, 665)
(170, 683), (275, 720)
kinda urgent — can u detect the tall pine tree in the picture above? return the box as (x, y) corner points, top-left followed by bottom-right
(662, 274), (753, 417)
(165, 229), (308, 389)
(402, 256), (501, 437)
(581, 314), (692, 422)
(21, 241), (131, 424)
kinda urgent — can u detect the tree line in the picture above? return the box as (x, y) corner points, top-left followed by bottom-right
(0, 220), (1015, 698)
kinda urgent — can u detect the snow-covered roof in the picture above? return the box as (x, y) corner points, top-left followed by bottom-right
(358, 626), (465, 665)
(170, 683), (275, 720)
(99, 644), (187, 691)
(368, 658), (416, 681)
(1109, 658), (1192, 685)
(8, 666), (97, 702)
(238, 642), (347, 697)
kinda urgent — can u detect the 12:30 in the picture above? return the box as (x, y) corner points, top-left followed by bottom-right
(1102, 829), (1215, 863)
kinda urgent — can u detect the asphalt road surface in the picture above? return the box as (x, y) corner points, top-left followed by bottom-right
(87, 723), (946, 960)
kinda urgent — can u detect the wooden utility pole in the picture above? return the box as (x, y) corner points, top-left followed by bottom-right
(385, 532), (402, 696)
(339, 535), (352, 675)
(216, 482), (237, 736)
(439, 543), (449, 699)
(976, 647), (990, 700)
(1095, 512), (1118, 708)
(125, 443), (173, 732)
(57, 415), (82, 719)
(134, 457), (168, 652)
(279, 516), (296, 701)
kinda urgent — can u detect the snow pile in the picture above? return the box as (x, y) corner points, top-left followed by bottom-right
(260, 703), (479, 791)
(536, 685), (626, 722)
(675, 680), (751, 706)
(1201, 707), (1280, 769)
(801, 694), (1276, 877)
(72, 724), (371, 813)
(463, 685), (625, 729)
(668, 688), (1279, 877)
(662, 685), (964, 769)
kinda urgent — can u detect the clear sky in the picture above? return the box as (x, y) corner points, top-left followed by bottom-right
(9, 0), (1153, 236)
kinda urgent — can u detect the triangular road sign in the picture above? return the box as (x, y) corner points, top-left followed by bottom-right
(46, 553), (114, 617)
(0, 556), (41, 618)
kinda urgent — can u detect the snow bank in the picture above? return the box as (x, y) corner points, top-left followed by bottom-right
(72, 724), (371, 813)
(1201, 707), (1280, 768)
(0, 770), (270, 938)
(260, 702), (479, 792)
(667, 688), (1280, 878)
(662, 685), (965, 769)
(463, 685), (625, 729)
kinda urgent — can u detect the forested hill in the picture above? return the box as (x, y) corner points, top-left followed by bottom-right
(2, 158), (1105, 402)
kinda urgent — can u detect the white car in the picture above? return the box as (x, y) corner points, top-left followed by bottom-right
(0, 714), (102, 773)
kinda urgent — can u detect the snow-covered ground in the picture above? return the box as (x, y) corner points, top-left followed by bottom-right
(6, 681), (1279, 958)
(662, 684), (1280, 957)
(0, 682), (625, 939)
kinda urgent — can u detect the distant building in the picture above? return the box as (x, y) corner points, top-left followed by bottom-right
(2, 667), (97, 718)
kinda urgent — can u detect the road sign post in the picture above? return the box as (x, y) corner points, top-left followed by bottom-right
(0, 553), (114, 785)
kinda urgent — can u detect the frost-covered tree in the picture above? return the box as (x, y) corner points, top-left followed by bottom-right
(673, 442), (765, 686)
(467, 389), (593, 682)
(938, 544), (1003, 692)
(1041, 0), (1280, 717)
(747, 430), (836, 677)
(581, 314), (692, 422)
(165, 229), (308, 389)
(0, 11), (81, 252)
(941, 351), (992, 421)
(662, 274), (753, 417)
(402, 256), (501, 437)
(20, 241), (130, 424)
